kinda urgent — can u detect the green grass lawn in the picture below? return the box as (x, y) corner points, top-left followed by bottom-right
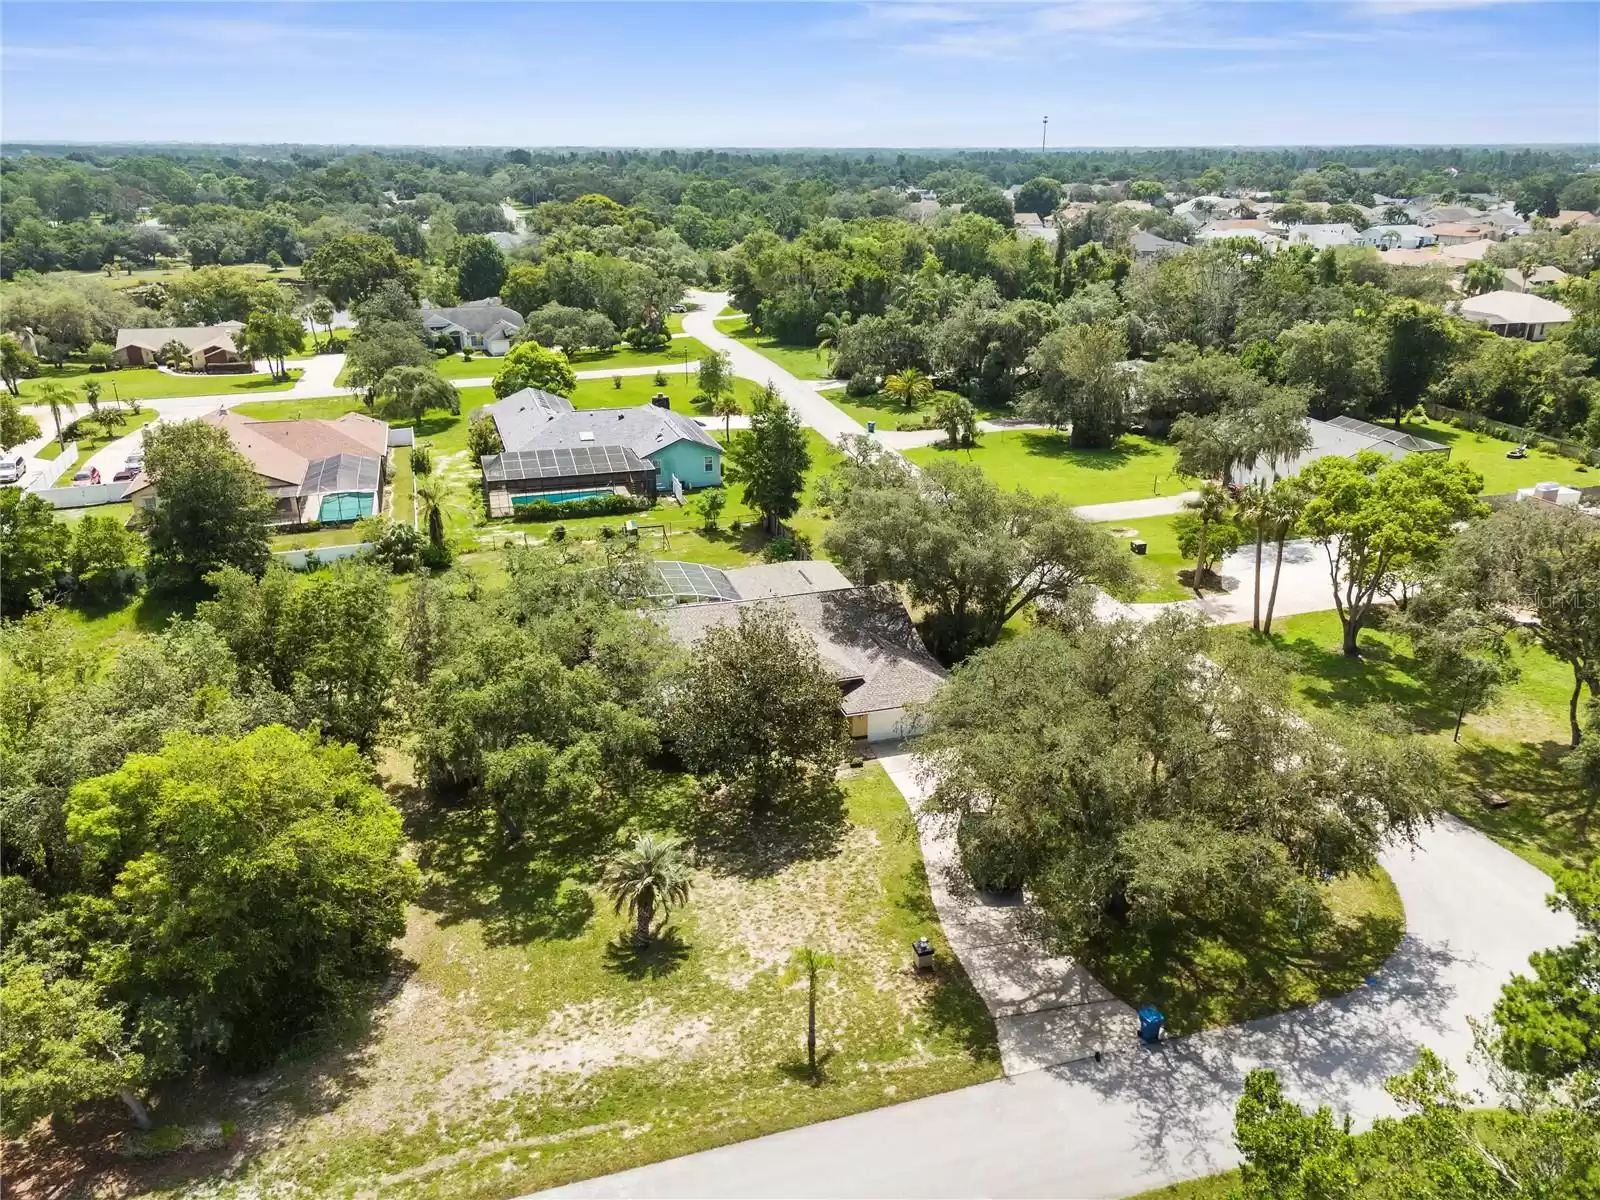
(35, 440), (64, 461)
(722, 323), (831, 381)
(270, 525), (369, 551)
(60, 410), (161, 472)
(391, 448), (416, 527)
(73, 761), (998, 1197)
(29, 262), (303, 293)
(908, 431), (1186, 506)
(1400, 419), (1596, 495)
(1087, 869), (1403, 1036)
(18, 364), (300, 403)
(1092, 512), (1195, 602)
(1240, 609), (1592, 874)
(569, 338), (712, 372)
(286, 335), (349, 360)
(566, 373), (761, 417)
(825, 388), (1008, 432)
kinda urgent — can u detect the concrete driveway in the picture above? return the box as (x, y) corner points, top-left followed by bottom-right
(537, 817), (1575, 1199)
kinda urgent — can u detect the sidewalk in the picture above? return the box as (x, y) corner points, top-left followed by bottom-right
(876, 751), (1139, 1076)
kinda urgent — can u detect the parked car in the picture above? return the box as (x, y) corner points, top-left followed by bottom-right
(112, 464), (140, 482)
(0, 454), (25, 484)
(71, 466), (102, 486)
(123, 449), (144, 470)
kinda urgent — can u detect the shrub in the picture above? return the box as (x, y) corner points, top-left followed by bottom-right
(84, 342), (115, 370)
(507, 493), (651, 522)
(652, 370), (667, 386)
(363, 518), (424, 573)
(846, 372), (878, 398)
(467, 415), (504, 460)
(612, 375), (623, 389)
(624, 326), (670, 351)
(408, 444), (433, 476)
(600, 525), (617, 540)
(761, 531), (813, 562)
(420, 541), (453, 570)
(551, 524), (567, 542)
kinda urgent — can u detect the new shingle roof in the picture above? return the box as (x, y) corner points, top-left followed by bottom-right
(494, 400), (720, 459)
(483, 389), (577, 446)
(654, 585), (947, 715)
(421, 302), (524, 335)
(1458, 290), (1574, 327)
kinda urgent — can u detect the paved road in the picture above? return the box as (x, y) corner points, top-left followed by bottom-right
(684, 289), (866, 445)
(540, 817), (1575, 1199)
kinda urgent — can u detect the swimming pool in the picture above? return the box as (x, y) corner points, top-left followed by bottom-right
(510, 489), (615, 506)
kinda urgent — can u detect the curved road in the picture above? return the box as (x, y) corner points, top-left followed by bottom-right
(542, 817), (1575, 1198)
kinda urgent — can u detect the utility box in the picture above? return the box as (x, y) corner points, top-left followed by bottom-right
(912, 937), (935, 972)
(1137, 1006), (1165, 1044)
(1131, 540), (1148, 556)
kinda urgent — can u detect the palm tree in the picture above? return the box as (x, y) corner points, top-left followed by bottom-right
(601, 832), (692, 948)
(82, 380), (102, 417)
(1261, 476), (1309, 636)
(1183, 481), (1232, 591)
(415, 479), (446, 546)
(814, 311), (848, 367)
(711, 391), (742, 439)
(1463, 260), (1501, 297)
(883, 367), (934, 413)
(309, 298), (336, 351)
(36, 381), (77, 449)
(783, 946), (836, 1079)
(1235, 481), (1271, 632)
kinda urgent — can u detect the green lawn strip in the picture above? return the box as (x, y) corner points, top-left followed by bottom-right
(157, 763), (997, 1196)
(722, 324), (830, 381)
(40, 263), (302, 292)
(907, 431), (1186, 506)
(19, 365), (299, 403)
(824, 388), (1008, 432)
(286, 336), (349, 360)
(62, 409), (161, 472)
(665, 312), (686, 334)
(716, 304), (739, 317)
(569, 339), (712, 372)
(1086, 869), (1403, 1036)
(1234, 609), (1591, 873)
(35, 441), (64, 461)
(1090, 512), (1194, 602)
(567, 373), (762, 417)
(270, 526), (369, 551)
(391, 449), (416, 527)
(1400, 419), (1596, 496)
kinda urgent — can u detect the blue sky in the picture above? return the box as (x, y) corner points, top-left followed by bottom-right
(2, 2), (1597, 147)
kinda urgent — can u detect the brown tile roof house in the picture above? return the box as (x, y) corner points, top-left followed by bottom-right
(127, 408), (388, 525)
(1427, 221), (1499, 245)
(653, 570), (947, 742)
(113, 323), (245, 368)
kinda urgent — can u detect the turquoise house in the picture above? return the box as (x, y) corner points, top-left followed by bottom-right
(482, 388), (724, 498)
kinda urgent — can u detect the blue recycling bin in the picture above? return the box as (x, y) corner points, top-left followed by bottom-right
(867, 420), (877, 434)
(1137, 1006), (1165, 1044)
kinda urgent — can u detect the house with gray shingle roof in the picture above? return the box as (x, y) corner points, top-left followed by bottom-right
(421, 298), (523, 356)
(654, 577), (948, 742)
(483, 391), (723, 491)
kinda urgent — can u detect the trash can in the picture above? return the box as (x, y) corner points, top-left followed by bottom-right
(867, 420), (877, 434)
(1137, 1006), (1165, 1044)
(1130, 540), (1148, 556)
(912, 937), (935, 972)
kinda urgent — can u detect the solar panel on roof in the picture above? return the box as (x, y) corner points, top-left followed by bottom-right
(483, 445), (649, 483)
(644, 561), (739, 602)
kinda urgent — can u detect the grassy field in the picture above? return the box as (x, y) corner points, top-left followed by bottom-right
(566, 373), (761, 417)
(570, 339), (712, 372)
(1240, 609), (1592, 874)
(824, 388), (1009, 432)
(391, 447), (416, 527)
(908, 431), (1186, 506)
(1399, 419), (1596, 495)
(18, 364), (299, 403)
(722, 323), (831, 381)
(24, 763), (998, 1197)
(1093, 513), (1194, 602)
(269, 526), (369, 551)
(1088, 869), (1403, 1036)
(22, 262), (304, 293)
